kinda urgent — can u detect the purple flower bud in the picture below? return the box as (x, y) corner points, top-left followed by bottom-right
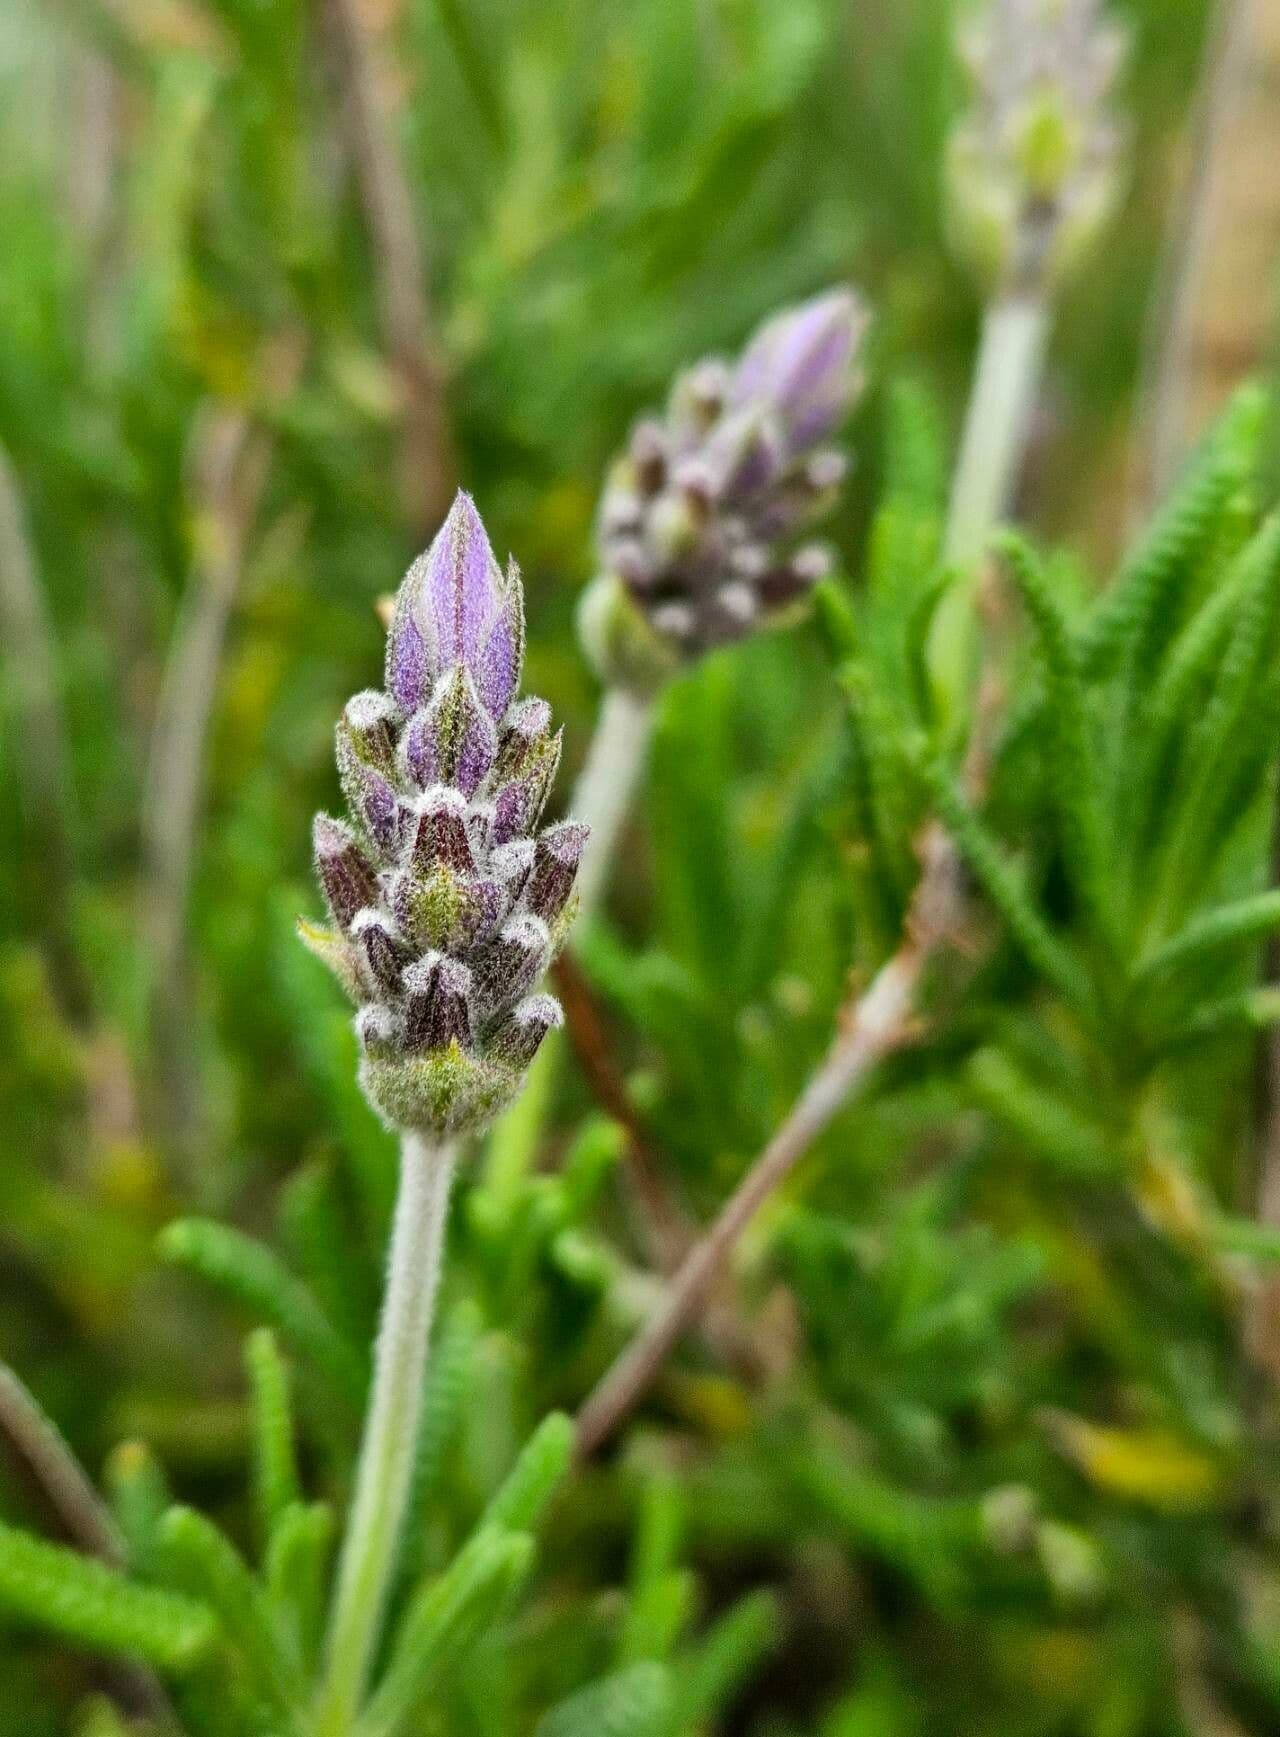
(473, 914), (549, 1018)
(526, 822), (588, 924)
(492, 729), (561, 847)
(403, 669), (499, 796)
(305, 490), (586, 1135)
(592, 287), (866, 674)
(411, 786), (476, 878)
(352, 909), (411, 996)
(491, 994), (563, 1069)
(313, 814), (379, 931)
(337, 730), (405, 853)
(342, 690), (400, 772)
(386, 491), (524, 719)
(731, 289), (866, 449)
(403, 953), (474, 1054)
(490, 839), (535, 901)
(492, 698), (553, 783)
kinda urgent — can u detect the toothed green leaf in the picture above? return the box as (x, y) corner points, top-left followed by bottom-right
(159, 1219), (367, 1409)
(245, 1330), (300, 1546)
(0, 1521), (215, 1671)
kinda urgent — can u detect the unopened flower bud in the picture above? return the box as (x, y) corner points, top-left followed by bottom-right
(946, 0), (1127, 296)
(588, 286), (867, 687)
(300, 492), (586, 1136)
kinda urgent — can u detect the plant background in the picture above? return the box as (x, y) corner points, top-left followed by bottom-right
(3, 0), (1280, 1732)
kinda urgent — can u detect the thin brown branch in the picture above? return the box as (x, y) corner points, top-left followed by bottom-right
(575, 562), (1007, 1457)
(0, 1366), (124, 1564)
(553, 952), (796, 1381)
(0, 1364), (174, 1724)
(574, 821), (962, 1457)
(551, 952), (697, 1269)
(0, 442), (93, 1026)
(324, 0), (455, 532)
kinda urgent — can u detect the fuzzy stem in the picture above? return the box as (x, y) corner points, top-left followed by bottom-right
(929, 294), (1049, 721)
(0, 1363), (176, 1725)
(568, 685), (656, 928)
(317, 1134), (457, 1734)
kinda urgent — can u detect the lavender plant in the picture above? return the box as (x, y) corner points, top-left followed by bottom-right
(301, 490), (581, 1138)
(300, 492), (586, 1734)
(567, 290), (868, 923)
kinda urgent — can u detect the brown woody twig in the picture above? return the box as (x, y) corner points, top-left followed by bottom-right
(324, 0), (455, 533)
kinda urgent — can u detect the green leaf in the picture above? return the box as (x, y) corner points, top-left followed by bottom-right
(158, 1506), (305, 1713)
(533, 1661), (675, 1737)
(398, 1300), (483, 1582)
(1133, 891), (1280, 990)
(1211, 1218), (1280, 1263)
(921, 761), (1091, 1007)
(264, 1502), (333, 1674)
(0, 1520), (214, 1671)
(623, 1472), (687, 1664)
(1149, 988), (1280, 1058)
(279, 1161), (378, 1349)
(245, 1329), (301, 1546)
(159, 1219), (366, 1409)
(1080, 384), (1265, 677)
(674, 1589), (779, 1725)
(841, 660), (919, 904)
(478, 1411), (574, 1535)
(360, 1529), (536, 1737)
(967, 1049), (1116, 1177)
(1146, 515), (1280, 928)
(104, 1441), (171, 1579)
(809, 578), (859, 665)
(999, 534), (1111, 940)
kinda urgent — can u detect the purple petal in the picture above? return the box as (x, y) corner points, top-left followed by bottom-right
(314, 814), (380, 930)
(403, 953), (474, 1053)
(473, 564), (523, 720)
(351, 910), (410, 995)
(732, 289), (863, 442)
(387, 598), (430, 713)
(411, 786), (476, 877)
(472, 914), (549, 1018)
(488, 993), (563, 1069)
(424, 491), (503, 670)
(526, 821), (588, 924)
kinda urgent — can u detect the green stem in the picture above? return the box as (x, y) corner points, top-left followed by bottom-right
(929, 293), (1050, 722)
(316, 1133), (457, 1735)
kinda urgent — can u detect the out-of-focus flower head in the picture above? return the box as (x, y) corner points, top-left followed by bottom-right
(946, 0), (1127, 297)
(301, 492), (584, 1136)
(580, 288), (868, 693)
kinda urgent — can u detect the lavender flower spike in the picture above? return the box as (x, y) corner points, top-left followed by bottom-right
(300, 492), (585, 1136)
(946, 0), (1127, 297)
(580, 287), (868, 693)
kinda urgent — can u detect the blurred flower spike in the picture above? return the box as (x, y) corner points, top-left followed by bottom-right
(581, 287), (868, 692)
(301, 492), (584, 1135)
(947, 0), (1127, 297)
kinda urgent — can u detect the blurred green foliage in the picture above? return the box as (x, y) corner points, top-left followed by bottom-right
(9, 0), (1280, 1732)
